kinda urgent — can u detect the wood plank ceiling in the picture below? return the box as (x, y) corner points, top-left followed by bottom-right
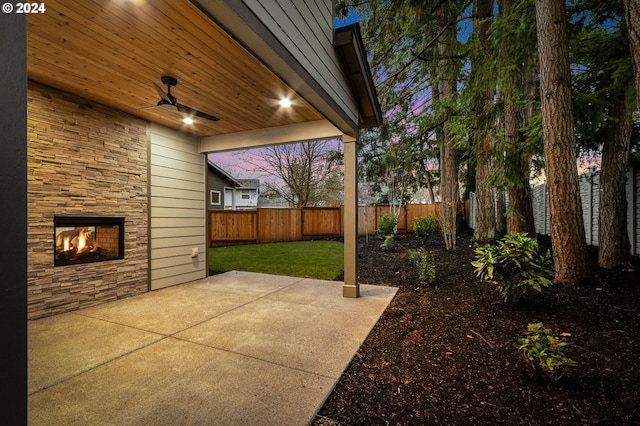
(27, 0), (324, 137)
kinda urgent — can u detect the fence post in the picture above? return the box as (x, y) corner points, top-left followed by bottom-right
(583, 175), (593, 245)
(256, 207), (260, 243)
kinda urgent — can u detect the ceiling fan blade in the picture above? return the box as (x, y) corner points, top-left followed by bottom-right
(176, 103), (220, 122)
(138, 104), (160, 111)
(153, 82), (173, 104)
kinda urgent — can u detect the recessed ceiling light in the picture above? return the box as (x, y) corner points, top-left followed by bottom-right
(183, 117), (194, 125)
(279, 98), (292, 108)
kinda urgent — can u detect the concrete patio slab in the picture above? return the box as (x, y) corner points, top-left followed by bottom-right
(77, 283), (259, 335)
(28, 313), (163, 394)
(175, 297), (387, 379)
(28, 272), (397, 425)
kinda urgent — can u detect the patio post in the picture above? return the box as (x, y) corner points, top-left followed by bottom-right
(342, 134), (359, 297)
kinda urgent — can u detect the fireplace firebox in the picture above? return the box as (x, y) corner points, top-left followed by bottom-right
(54, 216), (125, 266)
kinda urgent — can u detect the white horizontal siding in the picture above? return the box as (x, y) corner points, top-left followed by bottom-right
(151, 186), (204, 201)
(247, 0), (358, 125)
(149, 123), (207, 290)
(151, 197), (205, 209)
(151, 271), (208, 290)
(151, 163), (204, 183)
(152, 245), (203, 259)
(152, 176), (204, 192)
(151, 206), (206, 219)
(152, 218), (206, 229)
(152, 143), (204, 166)
(152, 226), (207, 238)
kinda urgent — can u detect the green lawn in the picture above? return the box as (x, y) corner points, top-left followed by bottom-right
(208, 240), (344, 280)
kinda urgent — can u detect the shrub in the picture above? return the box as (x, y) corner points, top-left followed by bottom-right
(380, 234), (394, 251)
(376, 213), (397, 238)
(471, 232), (553, 302)
(516, 322), (577, 382)
(408, 248), (436, 286)
(412, 213), (439, 240)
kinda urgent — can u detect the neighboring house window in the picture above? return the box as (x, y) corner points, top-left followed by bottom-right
(241, 189), (250, 200)
(210, 190), (221, 205)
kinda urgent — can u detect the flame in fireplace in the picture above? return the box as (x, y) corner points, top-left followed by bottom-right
(63, 237), (70, 252)
(77, 229), (87, 252)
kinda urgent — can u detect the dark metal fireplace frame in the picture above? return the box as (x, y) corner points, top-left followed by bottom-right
(54, 215), (125, 267)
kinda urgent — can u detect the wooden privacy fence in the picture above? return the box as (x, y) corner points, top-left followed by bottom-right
(209, 203), (469, 246)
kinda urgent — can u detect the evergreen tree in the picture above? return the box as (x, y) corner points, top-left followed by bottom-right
(570, 0), (636, 268)
(535, 0), (590, 284)
(496, 0), (538, 236)
(337, 0), (470, 250)
(468, 0), (497, 242)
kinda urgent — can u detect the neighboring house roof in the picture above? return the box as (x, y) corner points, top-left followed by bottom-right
(237, 179), (260, 189)
(207, 161), (243, 187)
(208, 161), (260, 190)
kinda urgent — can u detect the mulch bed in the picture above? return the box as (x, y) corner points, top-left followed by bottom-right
(315, 228), (640, 425)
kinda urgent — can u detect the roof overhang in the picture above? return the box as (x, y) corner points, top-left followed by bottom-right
(333, 23), (383, 129)
(194, 0), (361, 137)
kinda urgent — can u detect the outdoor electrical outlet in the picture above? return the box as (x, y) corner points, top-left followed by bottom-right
(191, 248), (199, 258)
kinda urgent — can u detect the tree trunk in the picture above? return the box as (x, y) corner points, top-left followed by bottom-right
(624, 0), (640, 108)
(474, 140), (497, 242)
(598, 96), (632, 268)
(472, 0), (497, 243)
(515, 56), (540, 237)
(440, 111), (458, 250)
(535, 0), (590, 284)
(500, 0), (536, 237)
(507, 164), (536, 236)
(438, 12), (458, 250)
(495, 188), (507, 235)
(425, 169), (437, 204)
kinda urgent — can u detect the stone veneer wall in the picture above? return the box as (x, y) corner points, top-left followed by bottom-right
(27, 82), (149, 319)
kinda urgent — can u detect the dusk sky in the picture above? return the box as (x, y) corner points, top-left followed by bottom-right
(208, 138), (344, 182)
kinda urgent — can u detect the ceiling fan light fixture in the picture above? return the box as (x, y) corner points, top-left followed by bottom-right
(151, 77), (220, 122)
(182, 117), (195, 125)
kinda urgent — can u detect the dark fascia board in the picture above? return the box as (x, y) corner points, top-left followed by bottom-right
(334, 22), (382, 128)
(207, 160), (243, 186)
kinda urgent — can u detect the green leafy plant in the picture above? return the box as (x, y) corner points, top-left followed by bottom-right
(380, 234), (394, 251)
(412, 213), (439, 241)
(516, 322), (577, 382)
(471, 232), (553, 302)
(408, 248), (436, 286)
(376, 213), (397, 238)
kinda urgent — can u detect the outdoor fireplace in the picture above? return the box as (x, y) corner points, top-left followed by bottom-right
(54, 216), (125, 266)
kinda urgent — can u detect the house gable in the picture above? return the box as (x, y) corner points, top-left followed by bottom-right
(207, 162), (241, 210)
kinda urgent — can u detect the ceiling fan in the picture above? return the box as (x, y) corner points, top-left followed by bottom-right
(151, 76), (219, 122)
